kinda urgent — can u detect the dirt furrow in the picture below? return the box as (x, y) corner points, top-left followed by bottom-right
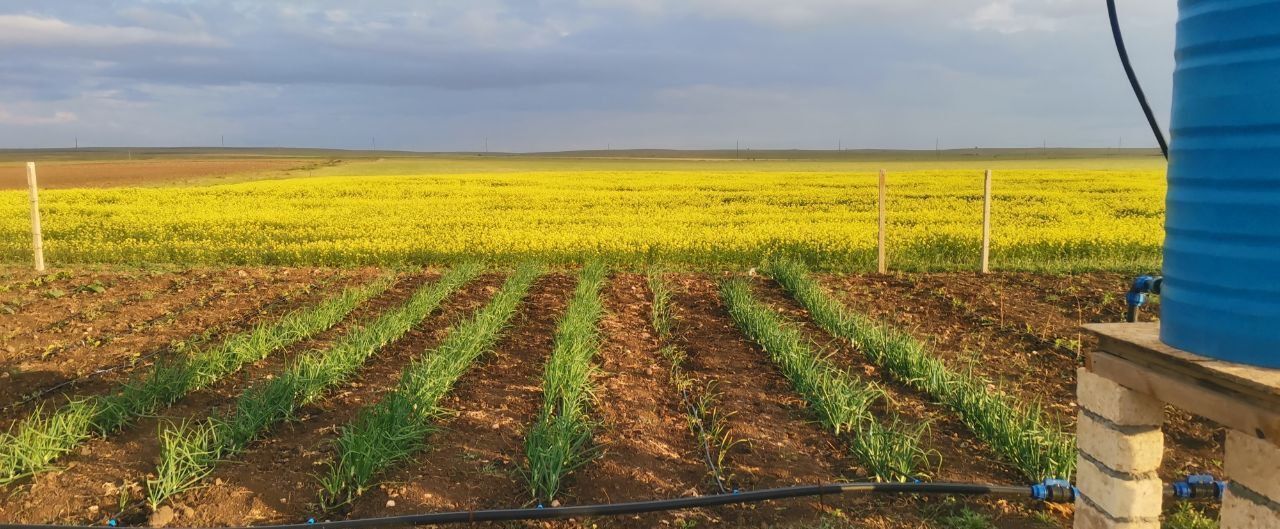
(660, 275), (876, 527)
(0, 270), (336, 424)
(821, 273), (1221, 483)
(175, 273), (505, 527)
(344, 273), (574, 519)
(5, 272), (183, 340)
(752, 276), (1021, 483)
(552, 273), (708, 525)
(0, 270), (394, 526)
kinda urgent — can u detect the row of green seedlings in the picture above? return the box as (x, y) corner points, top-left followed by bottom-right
(719, 278), (932, 482)
(146, 264), (484, 508)
(766, 258), (1075, 481)
(524, 262), (609, 504)
(0, 274), (396, 487)
(318, 263), (542, 509)
(646, 271), (742, 493)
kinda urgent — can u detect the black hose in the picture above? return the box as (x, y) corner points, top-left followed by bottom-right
(0, 482), (1030, 529)
(1106, 0), (1170, 160)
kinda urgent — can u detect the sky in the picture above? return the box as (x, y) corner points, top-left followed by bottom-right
(0, 0), (1176, 152)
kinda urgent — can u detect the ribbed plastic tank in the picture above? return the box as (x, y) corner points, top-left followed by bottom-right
(1161, 0), (1280, 367)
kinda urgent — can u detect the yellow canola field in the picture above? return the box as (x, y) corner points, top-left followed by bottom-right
(0, 167), (1165, 271)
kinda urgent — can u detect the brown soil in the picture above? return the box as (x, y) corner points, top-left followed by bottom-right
(0, 270), (420, 525)
(0, 159), (319, 190)
(820, 272), (1220, 521)
(751, 276), (1022, 482)
(0, 269), (349, 426)
(176, 273), (504, 527)
(344, 273), (575, 519)
(0, 269), (1226, 529)
(0, 269), (113, 317)
(548, 273), (711, 527)
(0, 270), (493, 526)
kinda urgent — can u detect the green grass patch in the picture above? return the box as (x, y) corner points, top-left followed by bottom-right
(144, 264), (482, 508)
(0, 275), (393, 486)
(524, 262), (608, 503)
(317, 263), (542, 508)
(766, 258), (1075, 481)
(719, 278), (930, 482)
(1164, 503), (1218, 529)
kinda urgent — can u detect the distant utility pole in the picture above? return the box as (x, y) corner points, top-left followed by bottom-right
(935, 137), (939, 159)
(485, 137), (489, 153)
(221, 135), (225, 147)
(838, 138), (842, 151)
(371, 136), (376, 149)
(74, 136), (78, 149)
(735, 139), (740, 159)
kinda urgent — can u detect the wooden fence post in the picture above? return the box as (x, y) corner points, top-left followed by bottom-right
(981, 169), (992, 274)
(878, 169), (887, 274)
(26, 162), (46, 273)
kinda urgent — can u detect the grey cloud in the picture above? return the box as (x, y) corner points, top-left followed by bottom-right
(0, 0), (1177, 151)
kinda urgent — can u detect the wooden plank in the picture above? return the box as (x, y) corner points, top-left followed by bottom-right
(1090, 352), (1280, 446)
(26, 162), (45, 273)
(1084, 322), (1280, 406)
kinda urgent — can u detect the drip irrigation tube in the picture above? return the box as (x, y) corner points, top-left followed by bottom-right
(0, 477), (1223, 529)
(0, 482), (1038, 529)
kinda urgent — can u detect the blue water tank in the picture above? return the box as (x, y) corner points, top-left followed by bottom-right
(1161, 0), (1280, 367)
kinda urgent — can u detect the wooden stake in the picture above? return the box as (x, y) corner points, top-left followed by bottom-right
(981, 169), (992, 274)
(877, 169), (887, 274)
(26, 162), (46, 273)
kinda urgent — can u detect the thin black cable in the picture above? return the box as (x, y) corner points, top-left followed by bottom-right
(1107, 0), (1170, 160)
(0, 482), (1030, 529)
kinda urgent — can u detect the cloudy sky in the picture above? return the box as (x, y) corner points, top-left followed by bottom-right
(0, 1), (1175, 151)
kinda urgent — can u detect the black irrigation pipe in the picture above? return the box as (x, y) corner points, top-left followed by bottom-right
(1106, 0), (1170, 160)
(0, 482), (1033, 529)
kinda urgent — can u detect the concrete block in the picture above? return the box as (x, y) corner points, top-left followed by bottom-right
(1075, 454), (1164, 520)
(1222, 486), (1280, 529)
(1225, 430), (1280, 502)
(1073, 499), (1159, 529)
(1077, 368), (1164, 426)
(1077, 411), (1163, 474)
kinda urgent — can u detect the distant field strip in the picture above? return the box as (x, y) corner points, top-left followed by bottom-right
(0, 276), (391, 486)
(0, 163), (1164, 271)
(767, 259), (1075, 481)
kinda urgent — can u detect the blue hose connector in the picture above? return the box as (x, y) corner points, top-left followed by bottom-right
(1126, 275), (1162, 322)
(1173, 474), (1225, 501)
(1031, 479), (1077, 503)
